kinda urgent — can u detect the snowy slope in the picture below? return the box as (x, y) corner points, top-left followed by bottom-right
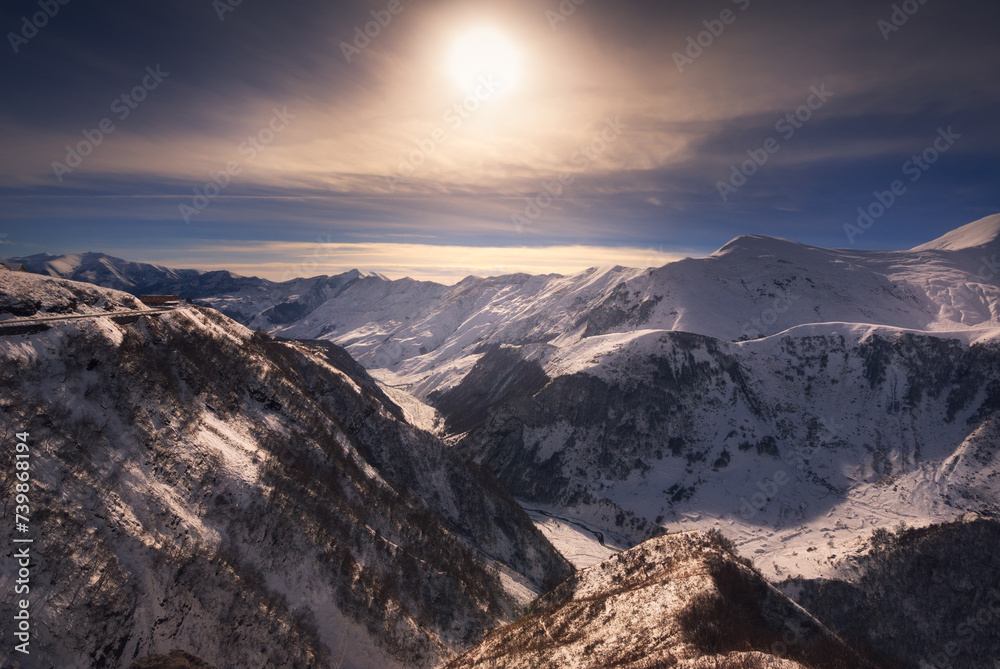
(0, 271), (570, 669)
(179, 214), (1000, 403)
(448, 326), (1000, 580)
(911, 213), (1000, 251)
(0, 267), (149, 321)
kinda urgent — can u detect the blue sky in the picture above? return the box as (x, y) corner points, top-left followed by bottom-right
(1, 0), (998, 282)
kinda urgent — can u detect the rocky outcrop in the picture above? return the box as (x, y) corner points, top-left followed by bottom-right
(447, 531), (878, 669)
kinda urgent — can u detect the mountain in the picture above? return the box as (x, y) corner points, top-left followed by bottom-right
(911, 213), (1000, 252)
(3, 252), (268, 299)
(0, 270), (570, 669)
(10, 214), (1000, 580)
(784, 514), (1000, 668)
(3, 251), (451, 341)
(6, 215), (1000, 665)
(176, 214), (1000, 580)
(447, 530), (879, 669)
(444, 325), (1000, 577)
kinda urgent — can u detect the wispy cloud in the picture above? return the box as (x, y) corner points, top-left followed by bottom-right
(98, 241), (698, 284)
(1, 0), (998, 269)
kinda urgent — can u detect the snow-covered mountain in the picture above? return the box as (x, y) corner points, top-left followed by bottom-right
(188, 214), (1000, 370)
(15, 214), (1000, 362)
(3, 252), (268, 299)
(10, 215), (1000, 579)
(6, 215), (1000, 667)
(0, 270), (570, 669)
(109, 215), (998, 579)
(3, 252), (422, 333)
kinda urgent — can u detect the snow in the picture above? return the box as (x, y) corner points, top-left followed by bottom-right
(190, 213), (1000, 413)
(368, 368), (444, 433)
(523, 506), (621, 569)
(911, 213), (1000, 251)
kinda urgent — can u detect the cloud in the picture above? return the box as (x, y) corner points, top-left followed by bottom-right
(102, 240), (699, 284)
(1, 0), (998, 260)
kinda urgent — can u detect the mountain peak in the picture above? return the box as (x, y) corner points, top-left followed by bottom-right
(912, 214), (1000, 252)
(712, 233), (805, 257)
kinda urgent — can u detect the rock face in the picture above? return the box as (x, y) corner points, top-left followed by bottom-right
(447, 531), (878, 669)
(0, 272), (570, 669)
(786, 515), (1000, 669)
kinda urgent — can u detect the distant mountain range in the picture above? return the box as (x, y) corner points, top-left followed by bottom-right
(10, 212), (1000, 348)
(2, 251), (268, 298)
(8, 217), (1000, 576)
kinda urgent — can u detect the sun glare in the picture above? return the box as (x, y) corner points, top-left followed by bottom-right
(448, 27), (521, 95)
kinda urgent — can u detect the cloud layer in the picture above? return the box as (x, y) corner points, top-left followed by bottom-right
(2, 0), (998, 278)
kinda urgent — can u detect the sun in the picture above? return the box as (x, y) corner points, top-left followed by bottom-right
(448, 27), (521, 95)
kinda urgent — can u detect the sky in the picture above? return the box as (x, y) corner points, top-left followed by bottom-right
(1, 0), (998, 283)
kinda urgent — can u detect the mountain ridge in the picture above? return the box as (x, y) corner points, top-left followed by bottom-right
(10, 212), (1000, 296)
(0, 270), (571, 669)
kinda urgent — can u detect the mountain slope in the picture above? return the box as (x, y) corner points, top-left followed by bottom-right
(0, 271), (570, 669)
(4, 252), (267, 299)
(447, 531), (879, 669)
(911, 213), (1000, 252)
(255, 214), (1000, 383)
(3, 252), (443, 336)
(785, 515), (1000, 669)
(447, 327), (1000, 577)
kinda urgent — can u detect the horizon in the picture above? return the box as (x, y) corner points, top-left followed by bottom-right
(6, 211), (999, 286)
(2, 0), (999, 282)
